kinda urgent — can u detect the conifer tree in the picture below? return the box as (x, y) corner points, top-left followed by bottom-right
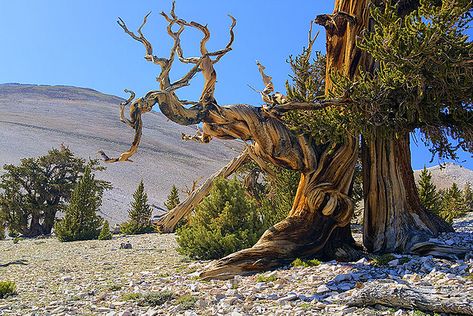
(164, 185), (180, 210)
(463, 183), (473, 212)
(418, 166), (441, 215)
(440, 183), (468, 223)
(54, 167), (104, 242)
(121, 180), (154, 234)
(98, 220), (113, 240)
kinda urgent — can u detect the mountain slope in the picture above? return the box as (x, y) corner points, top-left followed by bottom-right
(0, 83), (242, 224)
(414, 162), (473, 191)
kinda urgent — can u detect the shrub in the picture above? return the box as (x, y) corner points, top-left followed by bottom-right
(121, 181), (154, 235)
(0, 281), (17, 299)
(54, 167), (104, 242)
(176, 294), (197, 310)
(140, 290), (175, 306)
(256, 274), (278, 282)
(98, 220), (113, 240)
(176, 177), (264, 260)
(291, 258), (321, 268)
(372, 254), (396, 266)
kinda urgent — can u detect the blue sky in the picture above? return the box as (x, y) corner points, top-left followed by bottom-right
(0, 0), (471, 169)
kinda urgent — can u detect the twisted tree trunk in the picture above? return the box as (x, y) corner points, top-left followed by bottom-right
(362, 131), (453, 254)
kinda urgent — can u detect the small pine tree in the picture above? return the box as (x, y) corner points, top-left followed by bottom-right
(463, 183), (473, 212)
(176, 177), (263, 260)
(440, 183), (468, 223)
(98, 220), (113, 240)
(54, 167), (104, 242)
(164, 185), (180, 210)
(121, 180), (154, 234)
(418, 166), (441, 214)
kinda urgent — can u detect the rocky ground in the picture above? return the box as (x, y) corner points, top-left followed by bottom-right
(1, 214), (473, 316)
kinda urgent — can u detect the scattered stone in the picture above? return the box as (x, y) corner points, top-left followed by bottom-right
(120, 242), (132, 249)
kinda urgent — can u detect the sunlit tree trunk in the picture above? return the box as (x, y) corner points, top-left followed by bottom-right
(362, 131), (453, 253)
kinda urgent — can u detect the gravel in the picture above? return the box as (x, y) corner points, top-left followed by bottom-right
(1, 213), (472, 316)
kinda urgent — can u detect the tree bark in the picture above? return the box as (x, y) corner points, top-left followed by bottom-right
(362, 131), (453, 254)
(337, 280), (473, 315)
(201, 138), (360, 279)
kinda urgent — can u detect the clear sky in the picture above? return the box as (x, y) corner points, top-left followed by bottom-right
(0, 0), (471, 169)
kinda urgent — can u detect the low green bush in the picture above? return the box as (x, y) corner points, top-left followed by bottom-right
(0, 281), (17, 299)
(176, 294), (197, 310)
(256, 274), (278, 282)
(176, 177), (264, 260)
(291, 258), (322, 267)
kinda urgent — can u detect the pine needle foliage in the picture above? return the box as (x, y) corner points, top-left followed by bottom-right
(54, 166), (104, 242)
(463, 182), (473, 211)
(331, 0), (473, 159)
(285, 0), (472, 161)
(98, 220), (113, 240)
(418, 166), (441, 214)
(439, 182), (468, 223)
(121, 180), (154, 234)
(164, 185), (180, 210)
(176, 177), (264, 260)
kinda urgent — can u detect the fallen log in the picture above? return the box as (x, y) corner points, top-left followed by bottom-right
(336, 280), (473, 315)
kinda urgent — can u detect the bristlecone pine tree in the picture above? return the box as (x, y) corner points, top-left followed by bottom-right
(121, 180), (154, 234)
(440, 183), (468, 223)
(0, 145), (109, 237)
(164, 185), (180, 210)
(54, 167), (104, 242)
(102, 0), (473, 279)
(98, 220), (113, 240)
(418, 166), (441, 215)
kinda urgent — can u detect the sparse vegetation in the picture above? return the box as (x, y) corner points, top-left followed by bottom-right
(140, 290), (175, 306)
(0, 281), (17, 299)
(256, 274), (278, 283)
(120, 180), (154, 235)
(372, 254), (396, 267)
(176, 294), (197, 309)
(291, 258), (322, 268)
(121, 292), (141, 301)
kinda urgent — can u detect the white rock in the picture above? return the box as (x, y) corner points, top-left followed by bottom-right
(317, 284), (330, 293)
(388, 259), (399, 266)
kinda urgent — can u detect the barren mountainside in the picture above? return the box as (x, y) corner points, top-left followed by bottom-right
(0, 83), (471, 225)
(0, 83), (242, 224)
(413, 162), (473, 191)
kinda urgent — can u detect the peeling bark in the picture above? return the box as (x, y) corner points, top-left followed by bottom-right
(362, 131), (453, 254)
